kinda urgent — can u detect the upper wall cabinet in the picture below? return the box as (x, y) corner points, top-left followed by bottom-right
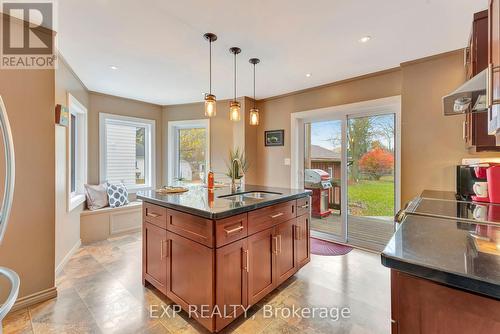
(488, 0), (500, 143)
(464, 10), (500, 151)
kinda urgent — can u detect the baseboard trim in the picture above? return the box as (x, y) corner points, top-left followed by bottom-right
(55, 239), (81, 275)
(11, 286), (58, 312)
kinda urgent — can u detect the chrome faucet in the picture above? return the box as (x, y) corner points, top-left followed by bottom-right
(231, 158), (244, 192)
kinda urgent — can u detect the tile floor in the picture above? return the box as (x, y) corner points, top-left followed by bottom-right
(3, 232), (390, 333)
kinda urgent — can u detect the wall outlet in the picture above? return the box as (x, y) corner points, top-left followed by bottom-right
(284, 158), (291, 166)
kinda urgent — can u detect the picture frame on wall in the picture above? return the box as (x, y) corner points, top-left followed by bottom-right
(55, 104), (69, 127)
(265, 130), (284, 146)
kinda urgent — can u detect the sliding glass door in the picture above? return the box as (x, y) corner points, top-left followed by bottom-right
(346, 113), (396, 251)
(304, 109), (398, 251)
(304, 119), (346, 242)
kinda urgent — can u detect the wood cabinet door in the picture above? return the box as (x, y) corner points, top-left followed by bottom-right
(247, 227), (276, 305)
(275, 219), (297, 286)
(166, 231), (214, 332)
(143, 222), (167, 294)
(392, 270), (500, 334)
(295, 215), (310, 268)
(489, 0), (500, 136)
(215, 239), (248, 332)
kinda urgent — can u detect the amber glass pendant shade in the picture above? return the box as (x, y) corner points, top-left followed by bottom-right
(249, 108), (259, 125)
(204, 94), (217, 117)
(229, 101), (241, 121)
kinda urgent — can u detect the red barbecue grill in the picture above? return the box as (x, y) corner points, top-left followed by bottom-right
(304, 169), (332, 218)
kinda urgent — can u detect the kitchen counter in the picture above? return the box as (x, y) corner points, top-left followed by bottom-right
(382, 202), (500, 299)
(137, 184), (311, 219)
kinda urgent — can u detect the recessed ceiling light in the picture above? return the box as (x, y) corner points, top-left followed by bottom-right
(359, 36), (371, 43)
(109, 65), (118, 70)
(305, 73), (312, 78)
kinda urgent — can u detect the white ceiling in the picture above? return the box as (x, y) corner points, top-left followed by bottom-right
(58, 0), (488, 105)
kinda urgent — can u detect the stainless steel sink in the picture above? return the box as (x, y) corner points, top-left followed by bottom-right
(218, 191), (282, 201)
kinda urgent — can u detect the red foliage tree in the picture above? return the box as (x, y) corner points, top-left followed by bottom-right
(358, 148), (394, 180)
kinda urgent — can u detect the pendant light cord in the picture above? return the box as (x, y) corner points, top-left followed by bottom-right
(253, 63), (256, 108)
(234, 52), (237, 101)
(209, 40), (212, 94)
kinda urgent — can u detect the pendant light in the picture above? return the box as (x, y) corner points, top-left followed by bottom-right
(204, 33), (217, 117)
(249, 58), (260, 126)
(229, 47), (242, 122)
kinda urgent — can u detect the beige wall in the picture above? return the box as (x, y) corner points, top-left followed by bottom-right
(255, 50), (500, 205)
(162, 98), (247, 184)
(88, 92), (163, 187)
(244, 97), (258, 184)
(54, 57), (89, 271)
(400, 51), (500, 203)
(0, 61), (56, 301)
(256, 69), (402, 188)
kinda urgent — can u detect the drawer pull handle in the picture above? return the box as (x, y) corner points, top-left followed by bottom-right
(147, 212), (161, 218)
(299, 204), (309, 209)
(225, 225), (244, 235)
(160, 240), (165, 259)
(270, 212), (284, 219)
(295, 226), (301, 240)
(243, 249), (249, 272)
(272, 236), (279, 254)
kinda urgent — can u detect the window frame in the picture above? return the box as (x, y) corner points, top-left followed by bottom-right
(99, 113), (156, 193)
(167, 119), (210, 185)
(67, 94), (88, 212)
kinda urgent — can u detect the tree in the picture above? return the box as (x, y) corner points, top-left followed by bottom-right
(358, 148), (394, 180)
(348, 118), (372, 181)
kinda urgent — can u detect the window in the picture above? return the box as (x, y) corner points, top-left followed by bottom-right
(100, 113), (155, 192)
(68, 94), (87, 211)
(167, 119), (210, 184)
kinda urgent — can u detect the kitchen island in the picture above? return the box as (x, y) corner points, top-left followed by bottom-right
(382, 191), (500, 334)
(137, 185), (312, 332)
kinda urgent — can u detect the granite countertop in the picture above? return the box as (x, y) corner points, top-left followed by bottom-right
(137, 184), (311, 219)
(382, 214), (500, 299)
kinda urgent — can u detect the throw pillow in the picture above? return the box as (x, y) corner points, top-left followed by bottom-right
(107, 183), (129, 208)
(84, 183), (109, 210)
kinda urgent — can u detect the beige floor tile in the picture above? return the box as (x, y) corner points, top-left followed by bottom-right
(2, 308), (33, 334)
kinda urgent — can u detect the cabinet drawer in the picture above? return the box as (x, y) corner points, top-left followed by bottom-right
(296, 196), (311, 217)
(216, 213), (248, 248)
(167, 209), (214, 247)
(248, 201), (295, 235)
(143, 202), (167, 229)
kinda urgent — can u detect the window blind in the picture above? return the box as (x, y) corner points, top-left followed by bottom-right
(105, 122), (137, 187)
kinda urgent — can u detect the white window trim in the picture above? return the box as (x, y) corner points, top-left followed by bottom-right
(67, 94), (88, 212)
(167, 119), (210, 185)
(99, 113), (156, 193)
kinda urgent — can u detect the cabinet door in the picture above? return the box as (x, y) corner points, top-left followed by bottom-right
(215, 239), (248, 332)
(247, 227), (276, 305)
(295, 215), (311, 268)
(275, 219), (297, 285)
(166, 231), (214, 332)
(489, 0), (500, 137)
(143, 222), (167, 294)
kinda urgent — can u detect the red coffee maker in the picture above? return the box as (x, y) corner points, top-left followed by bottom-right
(487, 165), (500, 204)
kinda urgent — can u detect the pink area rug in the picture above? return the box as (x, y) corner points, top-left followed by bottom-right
(311, 238), (353, 256)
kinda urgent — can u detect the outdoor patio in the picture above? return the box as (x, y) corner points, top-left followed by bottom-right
(311, 213), (395, 252)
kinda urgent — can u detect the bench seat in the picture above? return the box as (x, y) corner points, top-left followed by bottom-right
(81, 201), (142, 243)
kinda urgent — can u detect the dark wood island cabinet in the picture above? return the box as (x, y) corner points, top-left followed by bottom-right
(139, 186), (311, 332)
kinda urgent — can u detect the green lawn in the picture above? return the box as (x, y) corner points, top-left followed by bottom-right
(347, 178), (394, 217)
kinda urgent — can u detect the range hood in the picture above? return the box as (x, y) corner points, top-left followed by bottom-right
(442, 69), (487, 116)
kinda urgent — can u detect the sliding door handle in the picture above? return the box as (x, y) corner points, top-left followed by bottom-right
(0, 96), (15, 245)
